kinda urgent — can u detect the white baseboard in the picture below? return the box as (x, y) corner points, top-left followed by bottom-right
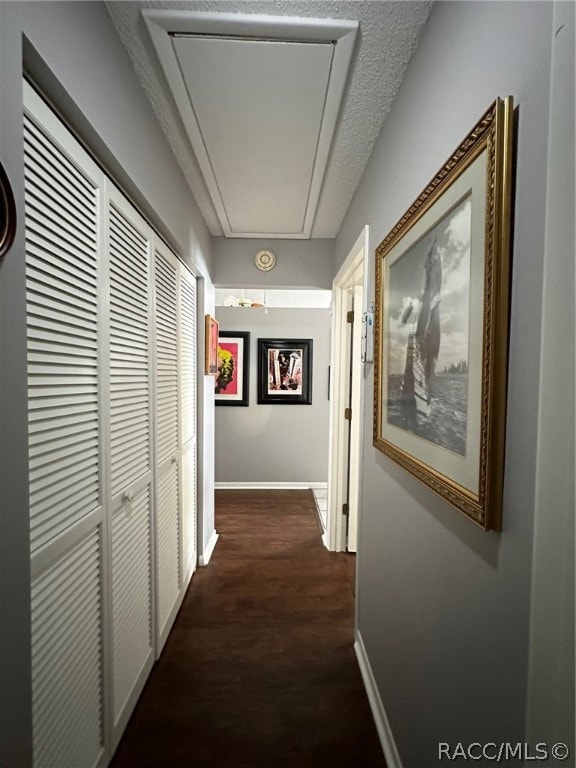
(354, 630), (404, 768)
(214, 481), (328, 491)
(198, 529), (219, 567)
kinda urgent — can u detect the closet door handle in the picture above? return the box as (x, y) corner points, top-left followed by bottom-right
(122, 490), (135, 504)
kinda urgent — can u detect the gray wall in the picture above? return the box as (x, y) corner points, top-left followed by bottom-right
(215, 307), (331, 484)
(336, 2), (574, 766)
(212, 237), (335, 289)
(0, 3), (215, 762)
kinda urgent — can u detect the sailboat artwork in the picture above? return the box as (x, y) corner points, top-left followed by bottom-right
(400, 237), (442, 421)
(386, 196), (472, 456)
(375, 97), (513, 529)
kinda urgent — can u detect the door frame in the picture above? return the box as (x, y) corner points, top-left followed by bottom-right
(325, 226), (369, 551)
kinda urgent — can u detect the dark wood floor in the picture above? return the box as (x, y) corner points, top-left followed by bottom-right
(110, 489), (387, 767)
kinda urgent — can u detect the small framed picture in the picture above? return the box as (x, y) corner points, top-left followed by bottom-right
(215, 332), (250, 406)
(204, 315), (219, 375)
(257, 338), (312, 405)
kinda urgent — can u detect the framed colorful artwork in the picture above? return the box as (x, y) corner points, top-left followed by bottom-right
(215, 331), (250, 406)
(373, 97), (515, 531)
(257, 338), (313, 405)
(205, 315), (219, 375)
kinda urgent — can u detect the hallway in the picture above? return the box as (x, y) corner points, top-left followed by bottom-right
(110, 490), (386, 767)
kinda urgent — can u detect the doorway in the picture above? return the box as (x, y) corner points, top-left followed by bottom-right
(325, 226), (369, 552)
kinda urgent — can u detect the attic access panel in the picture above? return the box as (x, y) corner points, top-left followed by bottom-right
(143, 11), (358, 239)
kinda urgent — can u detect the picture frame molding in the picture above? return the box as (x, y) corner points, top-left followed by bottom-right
(215, 331), (250, 406)
(257, 338), (313, 405)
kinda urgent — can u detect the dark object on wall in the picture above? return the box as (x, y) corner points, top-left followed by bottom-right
(215, 331), (250, 406)
(0, 161), (17, 262)
(258, 338), (313, 405)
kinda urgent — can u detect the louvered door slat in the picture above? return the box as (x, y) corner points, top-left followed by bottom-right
(111, 487), (152, 724)
(180, 272), (197, 445)
(155, 250), (178, 463)
(24, 117), (95, 200)
(31, 529), (104, 768)
(26, 239), (98, 291)
(22, 155), (96, 239)
(109, 282), (148, 319)
(181, 441), (197, 581)
(109, 203), (150, 496)
(30, 424), (98, 454)
(156, 462), (181, 637)
(24, 183), (98, 249)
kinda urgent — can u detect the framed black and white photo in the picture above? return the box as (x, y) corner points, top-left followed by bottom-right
(258, 339), (313, 405)
(374, 97), (515, 531)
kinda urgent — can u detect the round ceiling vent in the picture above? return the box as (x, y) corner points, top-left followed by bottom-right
(255, 250), (276, 272)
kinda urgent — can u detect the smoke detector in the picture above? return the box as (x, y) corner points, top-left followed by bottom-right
(255, 250), (276, 272)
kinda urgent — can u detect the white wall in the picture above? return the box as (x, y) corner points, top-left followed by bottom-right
(336, 2), (574, 766)
(0, 2), (216, 762)
(215, 307), (331, 485)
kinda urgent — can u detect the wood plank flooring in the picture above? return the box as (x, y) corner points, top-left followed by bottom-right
(110, 489), (387, 767)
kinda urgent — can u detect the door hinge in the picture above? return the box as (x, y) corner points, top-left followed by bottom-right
(344, 407), (352, 421)
(347, 310), (354, 324)
(342, 503), (350, 517)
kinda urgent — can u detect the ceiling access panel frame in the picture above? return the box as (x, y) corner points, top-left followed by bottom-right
(142, 10), (358, 240)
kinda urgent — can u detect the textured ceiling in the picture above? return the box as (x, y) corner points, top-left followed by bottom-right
(105, 1), (433, 239)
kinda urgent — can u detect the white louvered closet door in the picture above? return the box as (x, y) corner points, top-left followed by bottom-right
(153, 242), (182, 651)
(179, 267), (198, 583)
(24, 83), (107, 768)
(106, 187), (154, 748)
(24, 81), (200, 766)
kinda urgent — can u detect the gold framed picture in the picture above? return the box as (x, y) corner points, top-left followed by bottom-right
(374, 97), (514, 531)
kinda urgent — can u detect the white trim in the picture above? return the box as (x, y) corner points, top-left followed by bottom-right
(142, 10), (357, 239)
(198, 530), (219, 567)
(334, 227), (368, 286)
(215, 481), (327, 491)
(326, 225), (369, 552)
(354, 631), (403, 768)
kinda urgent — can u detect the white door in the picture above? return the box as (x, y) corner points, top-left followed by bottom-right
(106, 188), (155, 746)
(327, 227), (368, 552)
(179, 268), (198, 584)
(153, 242), (198, 652)
(24, 81), (199, 765)
(24, 84), (107, 768)
(346, 285), (364, 552)
(153, 243), (182, 652)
